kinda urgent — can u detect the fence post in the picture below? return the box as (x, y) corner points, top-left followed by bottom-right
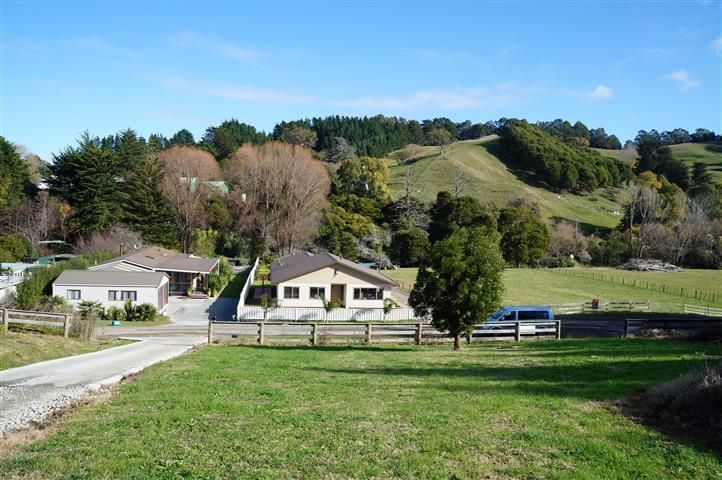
(555, 320), (561, 340)
(514, 322), (521, 342)
(624, 319), (630, 338)
(416, 323), (422, 345)
(366, 323), (372, 344)
(64, 314), (71, 339)
(258, 322), (265, 345)
(207, 319), (214, 344)
(2, 309), (7, 334)
(466, 332), (472, 344)
(311, 323), (317, 345)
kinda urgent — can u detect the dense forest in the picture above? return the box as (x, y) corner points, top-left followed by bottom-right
(1, 114), (721, 281)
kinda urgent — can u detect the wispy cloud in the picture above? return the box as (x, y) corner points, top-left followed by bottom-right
(664, 69), (701, 90)
(65, 35), (138, 60)
(710, 37), (722, 56)
(168, 31), (263, 62)
(411, 48), (471, 63)
(637, 47), (677, 57)
(335, 83), (543, 111)
(143, 74), (315, 105)
(586, 84), (614, 102)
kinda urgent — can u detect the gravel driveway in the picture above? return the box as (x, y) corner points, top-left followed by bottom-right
(0, 336), (204, 438)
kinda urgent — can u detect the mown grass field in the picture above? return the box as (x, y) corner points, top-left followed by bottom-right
(386, 139), (623, 232)
(1, 340), (720, 478)
(594, 142), (722, 182)
(670, 142), (722, 181)
(384, 268), (722, 311)
(0, 330), (128, 370)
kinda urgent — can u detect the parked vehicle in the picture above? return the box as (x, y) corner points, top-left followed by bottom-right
(482, 306), (554, 333)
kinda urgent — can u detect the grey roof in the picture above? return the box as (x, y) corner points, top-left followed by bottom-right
(270, 251), (397, 286)
(54, 270), (168, 287)
(91, 247), (219, 273)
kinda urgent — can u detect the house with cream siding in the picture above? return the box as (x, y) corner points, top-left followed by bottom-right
(270, 251), (397, 309)
(89, 247), (219, 296)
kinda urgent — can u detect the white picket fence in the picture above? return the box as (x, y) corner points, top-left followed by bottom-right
(236, 306), (422, 322)
(236, 258), (259, 318)
(683, 304), (722, 318)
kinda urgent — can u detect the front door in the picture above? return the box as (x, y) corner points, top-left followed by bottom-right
(331, 284), (345, 306)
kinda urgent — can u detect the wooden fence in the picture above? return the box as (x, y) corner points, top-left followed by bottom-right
(208, 320), (561, 345)
(0, 308), (72, 338)
(623, 317), (722, 337)
(551, 301), (651, 315)
(683, 304), (722, 318)
(554, 268), (720, 303)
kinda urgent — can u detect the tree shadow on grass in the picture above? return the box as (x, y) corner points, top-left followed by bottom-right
(225, 344), (416, 353)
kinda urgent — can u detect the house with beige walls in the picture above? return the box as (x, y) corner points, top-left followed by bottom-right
(270, 251), (397, 309)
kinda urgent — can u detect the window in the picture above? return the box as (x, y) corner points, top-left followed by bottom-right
(353, 288), (383, 300)
(518, 310), (550, 320)
(284, 287), (299, 299)
(121, 291), (137, 301)
(310, 287), (325, 299)
(67, 290), (81, 300)
(501, 311), (516, 321)
(108, 290), (120, 301)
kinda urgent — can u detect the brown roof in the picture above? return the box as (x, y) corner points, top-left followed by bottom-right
(91, 247), (219, 274)
(54, 270), (168, 287)
(270, 251), (397, 286)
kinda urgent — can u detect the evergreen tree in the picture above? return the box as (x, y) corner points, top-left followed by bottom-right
(122, 155), (179, 248)
(48, 134), (121, 236)
(0, 136), (31, 211)
(170, 129), (196, 146)
(498, 207), (551, 267)
(410, 226), (505, 350)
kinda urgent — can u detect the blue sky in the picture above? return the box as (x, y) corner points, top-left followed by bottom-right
(2, 1), (721, 160)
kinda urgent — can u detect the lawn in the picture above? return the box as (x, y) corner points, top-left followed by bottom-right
(387, 139), (623, 232)
(1, 339), (720, 478)
(220, 269), (250, 298)
(383, 268), (722, 311)
(0, 329), (128, 370)
(670, 142), (722, 181)
(98, 314), (171, 328)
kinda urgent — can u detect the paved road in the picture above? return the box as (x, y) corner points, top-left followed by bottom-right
(0, 336), (205, 437)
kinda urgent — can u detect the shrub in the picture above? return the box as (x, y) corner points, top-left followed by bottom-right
(641, 363), (722, 451)
(105, 306), (125, 322)
(72, 300), (103, 340)
(134, 303), (157, 322)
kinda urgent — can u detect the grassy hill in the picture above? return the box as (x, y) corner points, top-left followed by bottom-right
(386, 138), (624, 232)
(383, 267), (722, 311)
(670, 142), (722, 181)
(594, 142), (722, 182)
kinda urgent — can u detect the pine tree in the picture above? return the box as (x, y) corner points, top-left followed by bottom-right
(122, 155), (179, 248)
(48, 134), (121, 236)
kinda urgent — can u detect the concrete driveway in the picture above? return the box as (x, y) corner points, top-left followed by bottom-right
(0, 336), (205, 437)
(166, 296), (238, 325)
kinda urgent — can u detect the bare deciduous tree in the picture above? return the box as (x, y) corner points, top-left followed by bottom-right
(225, 142), (330, 255)
(451, 167), (467, 198)
(159, 146), (221, 253)
(673, 194), (709, 265)
(635, 185), (664, 258)
(74, 225), (144, 255)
